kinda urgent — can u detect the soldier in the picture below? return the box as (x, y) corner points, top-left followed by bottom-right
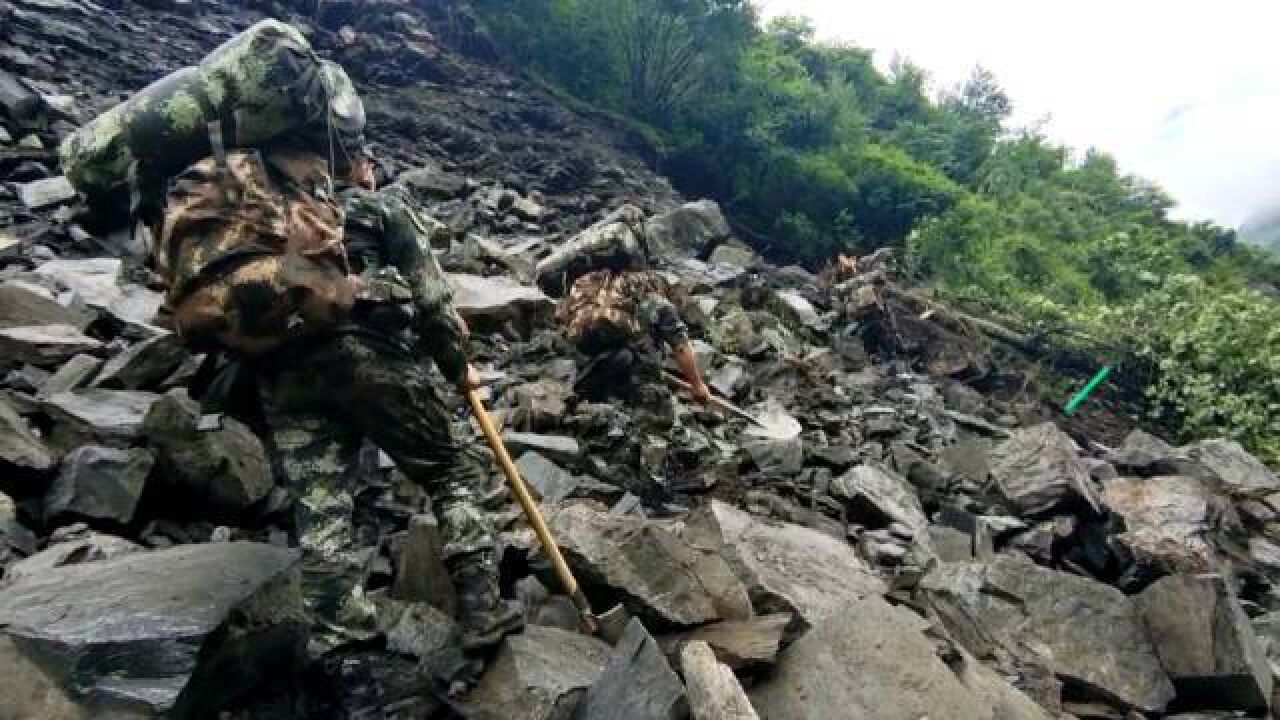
(62, 19), (522, 689)
(550, 209), (713, 413)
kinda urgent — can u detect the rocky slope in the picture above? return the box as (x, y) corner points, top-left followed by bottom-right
(3, 0), (1280, 718)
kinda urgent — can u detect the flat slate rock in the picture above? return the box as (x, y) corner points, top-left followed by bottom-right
(575, 618), (688, 720)
(43, 388), (159, 450)
(0, 542), (302, 718)
(0, 323), (102, 367)
(989, 422), (1101, 516)
(0, 279), (92, 330)
(31, 258), (162, 329)
(92, 331), (188, 390)
(468, 624), (612, 720)
(12, 175), (76, 210)
(45, 445), (153, 523)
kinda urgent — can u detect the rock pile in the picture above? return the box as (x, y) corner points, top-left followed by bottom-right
(3, 0), (1280, 718)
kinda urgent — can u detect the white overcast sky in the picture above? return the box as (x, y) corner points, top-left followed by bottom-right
(757, 0), (1280, 228)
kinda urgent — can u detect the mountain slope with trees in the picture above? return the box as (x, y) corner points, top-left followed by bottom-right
(466, 0), (1280, 461)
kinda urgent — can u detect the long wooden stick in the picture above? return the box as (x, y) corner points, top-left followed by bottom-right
(661, 370), (770, 430)
(464, 388), (599, 634)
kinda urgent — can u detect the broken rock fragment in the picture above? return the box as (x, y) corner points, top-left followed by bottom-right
(1137, 573), (1272, 711)
(0, 279), (93, 330)
(141, 388), (273, 514)
(1102, 475), (1227, 577)
(45, 445), (153, 523)
(12, 175), (77, 210)
(468, 624), (612, 720)
(682, 500), (883, 630)
(547, 503), (751, 627)
(989, 422), (1101, 516)
(43, 388), (159, 451)
(0, 542), (303, 719)
(576, 618), (688, 720)
(91, 331), (188, 390)
(660, 612), (790, 670)
(749, 596), (994, 720)
(830, 462), (928, 533)
(0, 490), (36, 570)
(0, 391), (54, 472)
(680, 640), (759, 720)
(0, 323), (101, 368)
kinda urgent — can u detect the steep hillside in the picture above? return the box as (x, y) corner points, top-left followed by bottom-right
(3, 1), (1280, 719)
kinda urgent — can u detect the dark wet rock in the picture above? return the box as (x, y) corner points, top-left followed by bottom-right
(644, 199), (731, 257)
(683, 500), (883, 631)
(989, 422), (1101, 516)
(517, 451), (580, 504)
(830, 463), (928, 533)
(504, 432), (582, 464)
(0, 323), (101, 368)
(546, 503), (751, 628)
(43, 388), (159, 451)
(374, 595), (465, 680)
(0, 542), (303, 719)
(680, 640), (759, 720)
(576, 617), (688, 720)
(91, 332), (188, 390)
(1102, 475), (1228, 577)
(12, 175), (76, 210)
(0, 279), (93, 330)
(467, 624), (612, 720)
(749, 596), (995, 720)
(45, 445), (153, 523)
(659, 613), (790, 670)
(921, 553), (1174, 712)
(141, 389), (273, 515)
(0, 68), (43, 127)
(1137, 573), (1272, 711)
(37, 352), (101, 398)
(0, 391), (53, 472)
(390, 513), (455, 615)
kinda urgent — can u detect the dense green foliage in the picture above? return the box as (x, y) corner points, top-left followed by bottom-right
(466, 0), (1280, 460)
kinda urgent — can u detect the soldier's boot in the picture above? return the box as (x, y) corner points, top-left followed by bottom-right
(450, 555), (524, 653)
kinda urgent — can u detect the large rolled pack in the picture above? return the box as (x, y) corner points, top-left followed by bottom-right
(59, 19), (365, 202)
(535, 204), (648, 296)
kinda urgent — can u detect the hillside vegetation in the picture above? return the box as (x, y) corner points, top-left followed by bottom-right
(466, 0), (1280, 462)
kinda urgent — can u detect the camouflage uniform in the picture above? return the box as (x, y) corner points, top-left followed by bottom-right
(557, 269), (689, 417)
(254, 186), (520, 652)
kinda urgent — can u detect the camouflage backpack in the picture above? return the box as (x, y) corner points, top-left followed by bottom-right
(59, 19), (364, 206)
(557, 270), (672, 355)
(155, 146), (353, 356)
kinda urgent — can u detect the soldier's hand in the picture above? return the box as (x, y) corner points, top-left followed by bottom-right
(689, 381), (715, 406)
(457, 364), (483, 393)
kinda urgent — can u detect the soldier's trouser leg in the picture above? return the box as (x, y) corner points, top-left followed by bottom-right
(262, 332), (521, 648)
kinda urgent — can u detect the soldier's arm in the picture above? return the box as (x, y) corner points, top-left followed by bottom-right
(379, 194), (471, 384)
(641, 293), (712, 403)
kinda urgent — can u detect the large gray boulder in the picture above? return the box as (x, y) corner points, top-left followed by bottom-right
(1136, 574), (1272, 711)
(575, 618), (688, 720)
(45, 445), (153, 523)
(468, 624), (613, 720)
(989, 422), (1100, 516)
(749, 596), (1000, 720)
(545, 503), (751, 627)
(920, 553), (1174, 712)
(830, 463), (928, 534)
(1102, 475), (1228, 576)
(682, 500), (883, 631)
(0, 392), (54, 472)
(0, 542), (303, 719)
(141, 389), (273, 515)
(644, 199), (731, 257)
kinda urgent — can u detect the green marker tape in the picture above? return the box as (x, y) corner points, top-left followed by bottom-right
(1065, 365), (1112, 415)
